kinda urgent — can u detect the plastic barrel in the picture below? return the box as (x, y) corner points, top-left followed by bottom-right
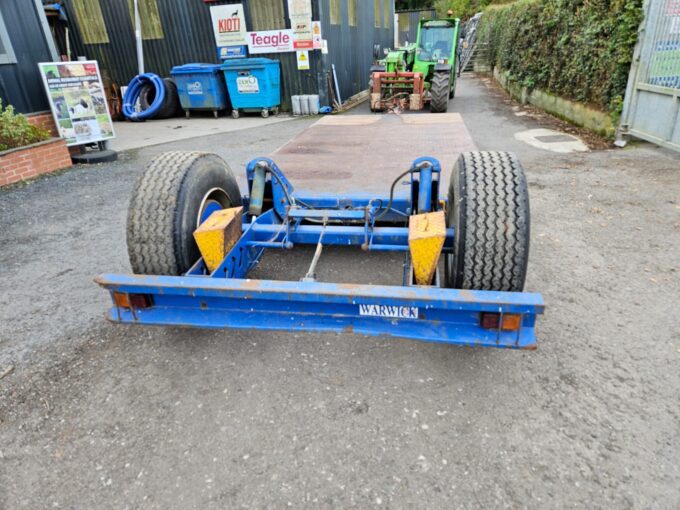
(309, 94), (320, 115)
(300, 95), (310, 115)
(292, 95), (302, 116)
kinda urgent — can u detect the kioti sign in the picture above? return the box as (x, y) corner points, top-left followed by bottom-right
(247, 29), (295, 54)
(209, 4), (247, 48)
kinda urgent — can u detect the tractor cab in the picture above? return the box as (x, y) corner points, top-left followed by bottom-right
(416, 20), (457, 65)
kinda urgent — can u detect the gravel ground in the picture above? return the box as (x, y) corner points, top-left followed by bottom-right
(0, 76), (678, 509)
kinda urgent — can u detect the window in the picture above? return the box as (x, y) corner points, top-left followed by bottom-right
(349, 0), (357, 27)
(0, 10), (16, 64)
(384, 0), (390, 28)
(126, 0), (164, 40)
(330, 0), (341, 25)
(374, 0), (380, 28)
(71, 0), (109, 44)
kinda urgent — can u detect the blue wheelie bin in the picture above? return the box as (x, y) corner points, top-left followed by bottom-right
(221, 58), (281, 118)
(170, 63), (230, 118)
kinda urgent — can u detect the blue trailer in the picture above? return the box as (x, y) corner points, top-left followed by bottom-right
(97, 115), (544, 348)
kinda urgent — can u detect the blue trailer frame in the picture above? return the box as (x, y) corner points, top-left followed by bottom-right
(96, 157), (544, 349)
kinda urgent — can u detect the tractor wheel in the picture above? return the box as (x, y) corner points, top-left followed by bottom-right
(430, 72), (450, 113)
(444, 151), (530, 291)
(127, 151), (242, 275)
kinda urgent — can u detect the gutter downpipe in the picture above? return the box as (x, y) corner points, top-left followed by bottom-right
(134, 0), (144, 74)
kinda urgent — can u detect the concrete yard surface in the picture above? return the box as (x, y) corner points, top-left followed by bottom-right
(109, 113), (295, 152)
(0, 76), (679, 509)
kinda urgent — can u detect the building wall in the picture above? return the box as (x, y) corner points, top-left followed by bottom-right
(396, 9), (436, 46)
(0, 0), (56, 113)
(60, 0), (393, 110)
(321, 0), (394, 103)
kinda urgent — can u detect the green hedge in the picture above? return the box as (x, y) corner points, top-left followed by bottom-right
(477, 0), (643, 118)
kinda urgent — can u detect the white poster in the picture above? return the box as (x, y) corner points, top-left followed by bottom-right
(247, 29), (295, 54)
(312, 21), (322, 50)
(210, 4), (247, 48)
(288, 0), (313, 50)
(296, 50), (310, 70)
(38, 61), (115, 147)
(288, 0), (312, 17)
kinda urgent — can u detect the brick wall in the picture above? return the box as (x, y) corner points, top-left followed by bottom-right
(0, 138), (73, 187)
(26, 111), (59, 137)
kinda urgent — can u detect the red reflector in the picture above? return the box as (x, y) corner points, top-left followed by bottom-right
(480, 312), (500, 329)
(113, 292), (152, 309)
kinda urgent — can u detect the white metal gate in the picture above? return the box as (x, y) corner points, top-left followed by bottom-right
(620, 0), (680, 151)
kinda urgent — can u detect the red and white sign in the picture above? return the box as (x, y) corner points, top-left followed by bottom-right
(209, 4), (247, 47)
(247, 29), (295, 54)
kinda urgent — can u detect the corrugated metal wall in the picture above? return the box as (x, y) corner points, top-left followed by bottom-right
(320, 0), (394, 102)
(396, 9), (436, 46)
(59, 0), (393, 111)
(0, 0), (55, 113)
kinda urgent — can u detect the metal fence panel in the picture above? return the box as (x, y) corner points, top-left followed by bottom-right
(620, 0), (680, 151)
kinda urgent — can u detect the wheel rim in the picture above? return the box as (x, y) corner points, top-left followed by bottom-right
(197, 187), (230, 227)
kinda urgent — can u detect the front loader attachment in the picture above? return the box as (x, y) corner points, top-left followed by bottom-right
(370, 71), (426, 112)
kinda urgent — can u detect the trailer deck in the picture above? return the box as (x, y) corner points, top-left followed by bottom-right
(97, 113), (543, 349)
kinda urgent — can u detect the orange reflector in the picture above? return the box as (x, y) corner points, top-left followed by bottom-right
(113, 292), (152, 309)
(480, 312), (521, 331)
(501, 314), (521, 331)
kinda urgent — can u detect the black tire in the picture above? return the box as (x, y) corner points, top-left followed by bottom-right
(449, 75), (456, 99)
(138, 83), (156, 111)
(430, 72), (450, 113)
(127, 151), (242, 275)
(139, 79), (180, 119)
(444, 151), (530, 291)
(157, 78), (180, 119)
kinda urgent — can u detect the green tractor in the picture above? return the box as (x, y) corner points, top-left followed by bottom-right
(370, 18), (461, 113)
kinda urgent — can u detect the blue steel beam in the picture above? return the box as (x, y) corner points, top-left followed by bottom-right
(96, 274), (545, 349)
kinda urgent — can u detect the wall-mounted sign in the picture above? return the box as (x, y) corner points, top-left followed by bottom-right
(296, 50), (310, 70)
(288, 0), (313, 49)
(247, 29), (294, 54)
(312, 20), (322, 50)
(210, 4), (247, 57)
(38, 61), (115, 147)
(219, 45), (247, 60)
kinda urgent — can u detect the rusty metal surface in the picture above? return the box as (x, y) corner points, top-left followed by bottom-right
(270, 113), (476, 192)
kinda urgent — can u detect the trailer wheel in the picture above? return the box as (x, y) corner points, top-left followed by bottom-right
(430, 72), (450, 113)
(444, 151), (530, 291)
(127, 151), (242, 275)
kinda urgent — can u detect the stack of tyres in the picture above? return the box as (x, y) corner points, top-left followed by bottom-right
(171, 64), (231, 118)
(221, 58), (281, 118)
(139, 78), (181, 118)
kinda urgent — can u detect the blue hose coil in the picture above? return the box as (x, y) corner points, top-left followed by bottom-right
(122, 73), (166, 121)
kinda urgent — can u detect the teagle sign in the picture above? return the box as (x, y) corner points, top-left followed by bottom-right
(209, 4), (247, 48)
(247, 29), (295, 54)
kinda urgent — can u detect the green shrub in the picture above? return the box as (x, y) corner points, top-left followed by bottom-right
(435, 0), (511, 20)
(477, 0), (643, 118)
(0, 100), (51, 152)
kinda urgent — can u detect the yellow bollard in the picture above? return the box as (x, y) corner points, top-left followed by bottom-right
(408, 211), (446, 286)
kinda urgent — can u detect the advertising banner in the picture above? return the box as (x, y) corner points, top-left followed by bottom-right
(247, 29), (295, 54)
(38, 61), (115, 147)
(210, 4), (247, 57)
